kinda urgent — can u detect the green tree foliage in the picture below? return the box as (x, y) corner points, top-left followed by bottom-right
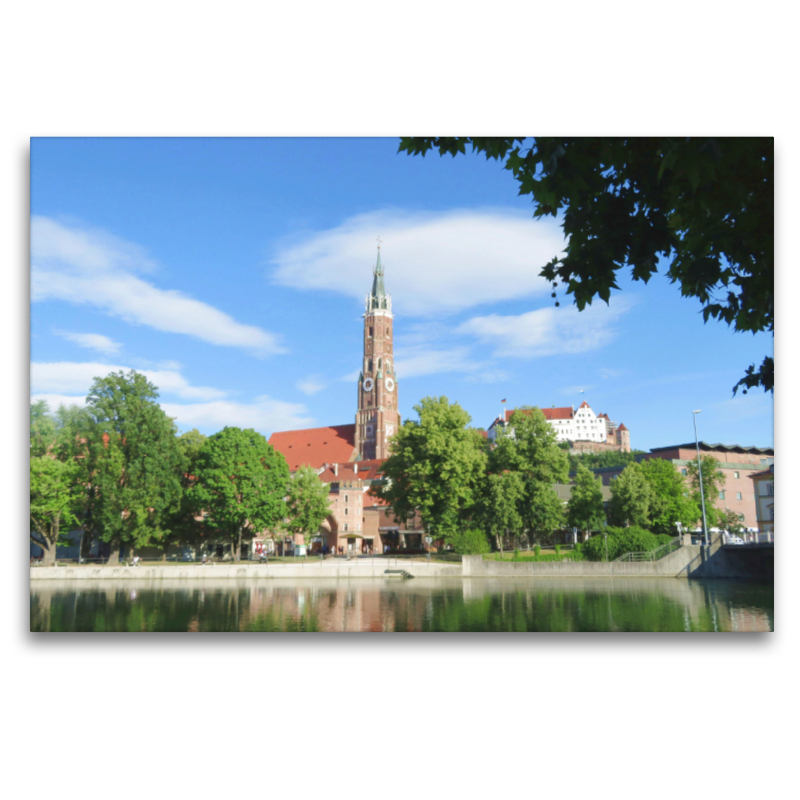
(639, 458), (701, 535)
(30, 456), (83, 564)
(84, 371), (185, 560)
(30, 400), (57, 457)
(285, 465), (331, 547)
(491, 407), (569, 541)
(582, 526), (663, 562)
(161, 429), (210, 554)
(608, 463), (654, 528)
(567, 449), (647, 473)
(567, 463), (606, 534)
(399, 137), (773, 394)
(189, 426), (290, 561)
(685, 454), (726, 529)
(475, 470), (524, 553)
(374, 397), (487, 545)
(448, 528), (491, 555)
(720, 509), (747, 536)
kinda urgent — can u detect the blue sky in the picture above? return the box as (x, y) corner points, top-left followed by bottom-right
(30, 137), (773, 452)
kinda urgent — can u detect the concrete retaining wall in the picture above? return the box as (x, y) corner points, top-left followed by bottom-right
(29, 559), (463, 581)
(31, 542), (772, 581)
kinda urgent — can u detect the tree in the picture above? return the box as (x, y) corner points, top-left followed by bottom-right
(30, 456), (83, 564)
(608, 463), (654, 528)
(491, 407), (570, 543)
(30, 400), (57, 457)
(189, 427), (290, 561)
(639, 458), (700, 535)
(84, 371), (185, 561)
(685, 454), (726, 529)
(476, 470), (525, 554)
(399, 137), (773, 394)
(568, 449), (647, 473)
(719, 509), (747, 536)
(161, 429), (210, 558)
(285, 465), (331, 548)
(374, 397), (487, 545)
(567, 463), (606, 536)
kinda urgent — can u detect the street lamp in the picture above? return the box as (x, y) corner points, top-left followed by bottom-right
(693, 410), (709, 547)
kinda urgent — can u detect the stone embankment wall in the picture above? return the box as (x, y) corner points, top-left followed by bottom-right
(30, 540), (772, 581)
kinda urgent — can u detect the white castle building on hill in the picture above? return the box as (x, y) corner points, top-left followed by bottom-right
(487, 401), (631, 452)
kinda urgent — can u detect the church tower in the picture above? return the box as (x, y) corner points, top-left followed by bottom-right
(354, 247), (400, 460)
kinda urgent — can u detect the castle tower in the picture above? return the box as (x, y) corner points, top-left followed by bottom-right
(354, 247), (400, 460)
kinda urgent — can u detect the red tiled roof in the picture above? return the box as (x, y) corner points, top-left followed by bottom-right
(364, 493), (389, 508)
(489, 406), (575, 429)
(317, 459), (385, 484)
(579, 400), (590, 408)
(617, 422), (628, 431)
(268, 424), (357, 472)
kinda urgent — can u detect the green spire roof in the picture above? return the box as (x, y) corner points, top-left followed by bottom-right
(370, 247), (386, 307)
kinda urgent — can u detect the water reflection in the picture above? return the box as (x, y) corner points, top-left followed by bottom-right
(30, 577), (774, 633)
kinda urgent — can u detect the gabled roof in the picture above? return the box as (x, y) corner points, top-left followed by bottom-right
(318, 459), (385, 484)
(578, 400), (590, 409)
(489, 406), (574, 429)
(617, 422), (628, 431)
(268, 424), (357, 471)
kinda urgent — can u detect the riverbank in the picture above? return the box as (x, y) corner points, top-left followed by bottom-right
(29, 541), (774, 581)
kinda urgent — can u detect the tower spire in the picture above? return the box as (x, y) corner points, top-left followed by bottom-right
(367, 243), (390, 312)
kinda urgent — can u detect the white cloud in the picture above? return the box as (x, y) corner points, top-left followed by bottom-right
(32, 216), (285, 355)
(31, 361), (226, 401)
(457, 299), (633, 358)
(55, 331), (121, 355)
(270, 208), (566, 316)
(296, 375), (327, 396)
(160, 397), (314, 436)
(30, 392), (315, 438)
(394, 345), (478, 379)
(30, 394), (88, 411)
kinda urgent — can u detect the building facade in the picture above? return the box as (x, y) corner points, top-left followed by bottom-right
(487, 400), (631, 452)
(750, 464), (775, 533)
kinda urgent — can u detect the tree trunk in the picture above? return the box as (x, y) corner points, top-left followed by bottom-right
(235, 527), (242, 562)
(106, 541), (122, 565)
(40, 537), (57, 566)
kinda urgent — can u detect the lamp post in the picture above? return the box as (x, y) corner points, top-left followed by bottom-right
(693, 410), (709, 547)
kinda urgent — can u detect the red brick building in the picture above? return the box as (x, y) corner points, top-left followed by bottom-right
(591, 443), (774, 530)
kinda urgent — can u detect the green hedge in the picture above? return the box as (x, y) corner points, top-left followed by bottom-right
(582, 527), (667, 562)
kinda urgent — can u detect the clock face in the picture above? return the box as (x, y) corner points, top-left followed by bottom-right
(363, 377), (374, 392)
(385, 377), (395, 392)
(366, 424), (374, 438)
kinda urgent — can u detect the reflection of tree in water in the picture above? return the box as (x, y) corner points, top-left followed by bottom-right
(421, 588), (716, 632)
(30, 578), (774, 632)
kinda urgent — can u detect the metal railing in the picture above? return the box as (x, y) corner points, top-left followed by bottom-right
(613, 538), (682, 563)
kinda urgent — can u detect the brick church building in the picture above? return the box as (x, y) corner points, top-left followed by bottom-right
(268, 248), (418, 554)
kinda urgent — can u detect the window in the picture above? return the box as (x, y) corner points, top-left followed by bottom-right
(736, 492), (742, 501)
(734, 471), (740, 479)
(369, 326), (373, 337)
(345, 508), (348, 515)
(766, 483), (774, 496)
(681, 469), (688, 476)
(344, 524), (348, 531)
(769, 506), (774, 521)
(718, 491), (725, 500)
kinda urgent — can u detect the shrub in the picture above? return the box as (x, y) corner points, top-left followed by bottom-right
(450, 528), (491, 555)
(534, 544), (541, 558)
(582, 526), (663, 561)
(513, 548), (520, 560)
(555, 545), (561, 555)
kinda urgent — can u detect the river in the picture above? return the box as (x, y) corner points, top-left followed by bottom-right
(29, 576), (773, 632)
